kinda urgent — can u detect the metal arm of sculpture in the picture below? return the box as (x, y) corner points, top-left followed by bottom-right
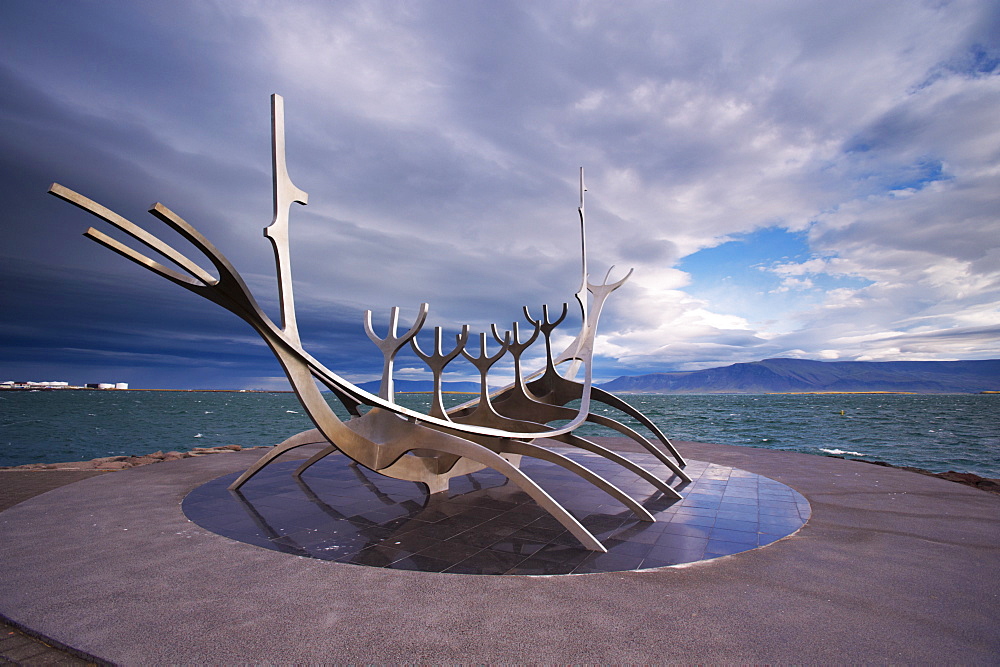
(489, 307), (664, 446)
(457, 329), (515, 427)
(475, 272), (690, 476)
(476, 170), (689, 492)
(438, 299), (688, 489)
(550, 266), (687, 466)
(495, 319), (542, 397)
(365, 304), (430, 402)
(442, 284), (690, 485)
(410, 325), (471, 420)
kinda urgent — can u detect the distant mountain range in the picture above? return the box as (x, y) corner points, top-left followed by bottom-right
(598, 358), (1000, 394)
(360, 359), (1000, 395)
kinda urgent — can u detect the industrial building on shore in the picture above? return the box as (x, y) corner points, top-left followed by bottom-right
(0, 381), (128, 390)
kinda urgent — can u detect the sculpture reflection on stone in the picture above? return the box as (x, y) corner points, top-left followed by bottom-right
(50, 95), (688, 552)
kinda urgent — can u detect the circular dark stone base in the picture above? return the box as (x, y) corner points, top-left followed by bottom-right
(183, 449), (809, 575)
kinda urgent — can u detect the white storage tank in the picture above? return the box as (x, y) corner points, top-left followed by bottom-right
(115, 382), (129, 390)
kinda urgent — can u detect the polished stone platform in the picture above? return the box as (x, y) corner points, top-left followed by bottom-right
(184, 452), (808, 574)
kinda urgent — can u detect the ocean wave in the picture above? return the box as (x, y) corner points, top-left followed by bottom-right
(2, 392), (997, 476)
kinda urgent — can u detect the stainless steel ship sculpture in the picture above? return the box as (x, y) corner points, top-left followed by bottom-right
(50, 95), (688, 552)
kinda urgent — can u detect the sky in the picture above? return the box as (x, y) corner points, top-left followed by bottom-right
(1, 0), (998, 390)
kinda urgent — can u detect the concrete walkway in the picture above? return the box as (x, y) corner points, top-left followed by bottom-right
(0, 470), (109, 665)
(0, 440), (997, 664)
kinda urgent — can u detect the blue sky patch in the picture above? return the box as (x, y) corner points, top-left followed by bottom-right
(678, 227), (871, 330)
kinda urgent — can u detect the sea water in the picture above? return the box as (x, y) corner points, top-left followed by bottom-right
(1, 391), (997, 476)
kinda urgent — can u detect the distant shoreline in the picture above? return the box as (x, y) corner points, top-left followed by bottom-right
(766, 391), (918, 395)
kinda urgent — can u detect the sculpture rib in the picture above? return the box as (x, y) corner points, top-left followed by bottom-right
(293, 434), (337, 478)
(501, 440), (655, 522)
(443, 407), (660, 518)
(526, 370), (691, 482)
(482, 359), (688, 485)
(82, 227), (201, 287)
(555, 433), (683, 498)
(230, 428), (329, 489)
(589, 386), (687, 466)
(467, 315), (686, 494)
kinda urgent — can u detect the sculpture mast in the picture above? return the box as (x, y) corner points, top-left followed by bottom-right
(264, 94), (309, 346)
(577, 166), (588, 317)
(564, 167), (589, 380)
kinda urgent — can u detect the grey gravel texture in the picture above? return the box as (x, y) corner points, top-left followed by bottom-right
(0, 439), (997, 664)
